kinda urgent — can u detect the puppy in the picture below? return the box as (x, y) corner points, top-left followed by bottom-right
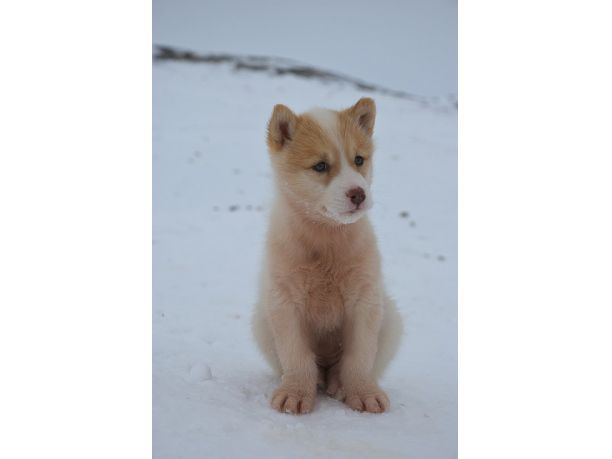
(252, 98), (403, 414)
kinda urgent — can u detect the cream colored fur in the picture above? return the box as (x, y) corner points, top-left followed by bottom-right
(252, 98), (403, 414)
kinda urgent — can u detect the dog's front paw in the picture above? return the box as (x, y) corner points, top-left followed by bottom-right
(271, 380), (316, 415)
(343, 381), (390, 413)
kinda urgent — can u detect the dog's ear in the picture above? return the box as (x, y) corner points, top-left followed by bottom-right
(346, 98), (376, 136)
(267, 104), (298, 152)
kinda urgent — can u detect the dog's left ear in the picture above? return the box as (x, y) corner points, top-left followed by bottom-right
(267, 104), (298, 153)
(346, 97), (376, 136)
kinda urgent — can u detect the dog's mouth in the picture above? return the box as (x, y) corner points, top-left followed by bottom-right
(342, 208), (363, 216)
(321, 204), (369, 225)
(344, 199), (373, 215)
(346, 205), (366, 214)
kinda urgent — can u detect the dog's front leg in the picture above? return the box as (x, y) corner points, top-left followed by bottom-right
(268, 301), (317, 414)
(340, 297), (390, 413)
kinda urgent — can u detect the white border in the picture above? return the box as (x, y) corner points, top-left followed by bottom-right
(0, 1), (151, 458)
(460, 1), (612, 458)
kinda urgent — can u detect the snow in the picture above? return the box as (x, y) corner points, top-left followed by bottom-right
(187, 363), (213, 383)
(153, 59), (457, 457)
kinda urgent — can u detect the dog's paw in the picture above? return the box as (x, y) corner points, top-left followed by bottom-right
(271, 382), (316, 415)
(343, 381), (390, 413)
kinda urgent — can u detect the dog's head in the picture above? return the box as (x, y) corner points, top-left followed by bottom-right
(267, 98), (376, 225)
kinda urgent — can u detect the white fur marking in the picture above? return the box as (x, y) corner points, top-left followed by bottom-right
(325, 134), (372, 223)
(307, 108), (373, 224)
(307, 108), (344, 154)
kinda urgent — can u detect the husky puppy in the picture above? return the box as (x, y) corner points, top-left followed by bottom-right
(252, 98), (403, 414)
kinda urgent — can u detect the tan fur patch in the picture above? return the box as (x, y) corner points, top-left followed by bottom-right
(268, 103), (375, 186)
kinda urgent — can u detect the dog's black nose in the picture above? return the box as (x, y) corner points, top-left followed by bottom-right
(347, 187), (366, 206)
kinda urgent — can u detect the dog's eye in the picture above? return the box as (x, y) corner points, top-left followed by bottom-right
(312, 161), (328, 173)
(355, 155), (365, 166)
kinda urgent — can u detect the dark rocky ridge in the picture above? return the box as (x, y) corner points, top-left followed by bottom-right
(154, 45), (457, 110)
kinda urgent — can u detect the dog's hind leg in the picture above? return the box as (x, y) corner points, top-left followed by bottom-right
(372, 295), (404, 378)
(251, 300), (282, 375)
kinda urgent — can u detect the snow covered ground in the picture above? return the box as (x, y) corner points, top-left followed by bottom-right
(153, 57), (456, 458)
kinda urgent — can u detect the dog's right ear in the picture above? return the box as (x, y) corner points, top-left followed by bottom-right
(267, 104), (297, 152)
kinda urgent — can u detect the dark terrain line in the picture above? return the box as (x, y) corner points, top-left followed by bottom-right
(153, 45), (457, 110)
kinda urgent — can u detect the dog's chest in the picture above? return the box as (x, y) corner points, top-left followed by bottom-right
(298, 251), (352, 330)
